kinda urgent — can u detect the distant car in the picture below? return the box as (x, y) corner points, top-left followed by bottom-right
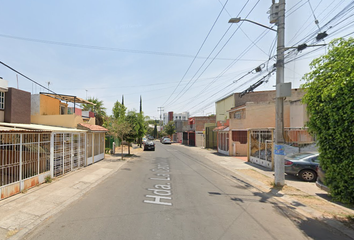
(143, 140), (155, 151)
(316, 165), (329, 192)
(284, 152), (319, 182)
(161, 138), (171, 144)
(142, 137), (147, 144)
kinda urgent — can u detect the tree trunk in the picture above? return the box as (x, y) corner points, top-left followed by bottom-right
(128, 144), (131, 155)
(121, 145), (123, 161)
(120, 136), (123, 161)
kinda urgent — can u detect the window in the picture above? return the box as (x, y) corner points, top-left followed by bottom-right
(234, 112), (242, 119)
(0, 92), (5, 110)
(232, 131), (247, 144)
(233, 109), (245, 119)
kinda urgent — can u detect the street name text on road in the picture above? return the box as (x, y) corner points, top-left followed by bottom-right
(144, 160), (172, 206)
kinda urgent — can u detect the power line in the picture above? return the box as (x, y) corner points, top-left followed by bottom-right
(166, 0), (263, 108)
(0, 61), (55, 94)
(0, 33), (236, 61)
(161, 0), (230, 107)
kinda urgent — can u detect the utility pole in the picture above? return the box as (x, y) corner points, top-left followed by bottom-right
(157, 107), (164, 131)
(273, 0), (286, 186)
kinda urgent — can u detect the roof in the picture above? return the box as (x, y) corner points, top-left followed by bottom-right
(77, 123), (108, 132)
(40, 92), (95, 105)
(0, 126), (50, 133)
(215, 93), (234, 103)
(213, 126), (229, 132)
(0, 122), (86, 133)
(227, 105), (246, 113)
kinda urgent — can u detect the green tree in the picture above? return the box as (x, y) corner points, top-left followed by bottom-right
(125, 111), (140, 154)
(153, 123), (158, 138)
(105, 116), (132, 160)
(137, 112), (146, 147)
(301, 37), (354, 204)
(107, 100), (129, 160)
(164, 121), (176, 139)
(82, 97), (106, 126)
(112, 101), (126, 121)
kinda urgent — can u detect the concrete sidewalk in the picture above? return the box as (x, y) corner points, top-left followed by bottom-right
(0, 155), (128, 240)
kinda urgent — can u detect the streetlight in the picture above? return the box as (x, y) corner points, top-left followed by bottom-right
(229, 0), (287, 186)
(228, 17), (276, 32)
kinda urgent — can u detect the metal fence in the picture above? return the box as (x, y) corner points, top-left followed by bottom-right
(249, 130), (273, 168)
(283, 128), (317, 154)
(0, 132), (50, 187)
(53, 133), (86, 177)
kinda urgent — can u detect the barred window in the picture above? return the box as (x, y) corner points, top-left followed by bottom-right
(0, 92), (5, 110)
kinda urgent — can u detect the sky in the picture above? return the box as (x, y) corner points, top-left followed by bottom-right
(1, 0), (354, 120)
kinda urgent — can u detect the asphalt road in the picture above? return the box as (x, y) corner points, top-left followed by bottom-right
(25, 142), (352, 240)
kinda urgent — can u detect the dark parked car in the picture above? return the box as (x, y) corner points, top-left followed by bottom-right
(284, 152), (319, 182)
(316, 165), (329, 192)
(143, 140), (155, 151)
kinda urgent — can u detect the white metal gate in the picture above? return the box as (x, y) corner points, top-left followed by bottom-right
(53, 133), (86, 177)
(249, 130), (273, 169)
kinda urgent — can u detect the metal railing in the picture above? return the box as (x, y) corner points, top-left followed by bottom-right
(0, 133), (50, 187)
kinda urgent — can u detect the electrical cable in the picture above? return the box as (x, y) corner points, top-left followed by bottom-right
(164, 0), (253, 108)
(167, 0), (264, 108)
(0, 33), (236, 61)
(0, 61), (55, 94)
(161, 0), (233, 107)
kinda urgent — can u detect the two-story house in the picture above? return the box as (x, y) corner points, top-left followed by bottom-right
(183, 116), (216, 147)
(0, 89), (107, 200)
(215, 89), (316, 169)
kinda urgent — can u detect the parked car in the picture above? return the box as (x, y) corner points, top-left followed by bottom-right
(284, 152), (319, 182)
(142, 137), (147, 144)
(316, 165), (329, 192)
(143, 140), (155, 151)
(161, 137), (171, 144)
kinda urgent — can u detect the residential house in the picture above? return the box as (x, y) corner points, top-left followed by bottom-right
(31, 93), (95, 128)
(0, 89), (107, 200)
(0, 78), (8, 122)
(172, 120), (187, 143)
(215, 94), (234, 123)
(163, 111), (189, 125)
(215, 89), (315, 169)
(183, 116), (216, 147)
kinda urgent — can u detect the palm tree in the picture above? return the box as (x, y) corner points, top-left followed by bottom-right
(82, 97), (107, 126)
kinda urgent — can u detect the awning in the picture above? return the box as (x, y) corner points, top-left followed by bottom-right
(77, 123), (108, 132)
(0, 122), (86, 133)
(40, 92), (95, 105)
(213, 126), (229, 132)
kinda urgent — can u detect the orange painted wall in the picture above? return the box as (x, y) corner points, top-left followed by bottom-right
(40, 94), (61, 115)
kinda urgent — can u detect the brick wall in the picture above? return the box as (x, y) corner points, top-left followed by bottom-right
(4, 88), (31, 124)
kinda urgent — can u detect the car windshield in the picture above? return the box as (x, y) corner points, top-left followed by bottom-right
(286, 153), (315, 160)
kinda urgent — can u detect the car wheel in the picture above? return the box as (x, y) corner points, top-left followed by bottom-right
(299, 170), (317, 182)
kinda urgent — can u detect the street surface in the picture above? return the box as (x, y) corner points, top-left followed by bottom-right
(25, 142), (351, 240)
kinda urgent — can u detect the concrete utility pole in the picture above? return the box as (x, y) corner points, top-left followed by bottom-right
(274, 0), (286, 186)
(157, 107), (164, 129)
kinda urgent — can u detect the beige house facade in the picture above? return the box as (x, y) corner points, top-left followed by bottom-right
(216, 89), (309, 158)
